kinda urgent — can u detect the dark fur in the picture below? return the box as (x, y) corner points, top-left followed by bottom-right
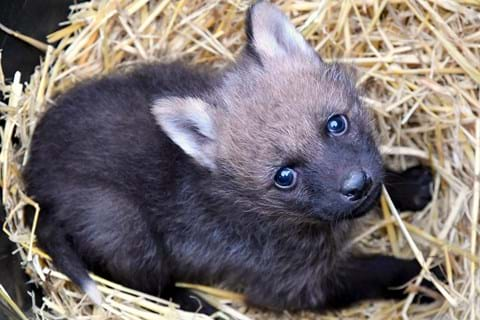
(385, 165), (433, 212)
(24, 1), (437, 312)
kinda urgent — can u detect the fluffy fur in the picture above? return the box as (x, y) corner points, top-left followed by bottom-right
(24, 1), (435, 312)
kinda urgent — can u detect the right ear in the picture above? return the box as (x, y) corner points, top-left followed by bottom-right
(151, 97), (217, 170)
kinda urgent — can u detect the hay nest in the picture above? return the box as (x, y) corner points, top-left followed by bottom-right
(1, 0), (480, 319)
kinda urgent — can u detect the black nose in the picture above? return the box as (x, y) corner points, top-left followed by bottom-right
(341, 170), (372, 201)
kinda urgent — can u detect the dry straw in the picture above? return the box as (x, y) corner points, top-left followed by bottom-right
(1, 0), (479, 319)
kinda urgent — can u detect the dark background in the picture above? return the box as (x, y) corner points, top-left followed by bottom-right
(1, 0), (74, 82)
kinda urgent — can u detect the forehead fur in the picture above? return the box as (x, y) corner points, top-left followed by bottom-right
(213, 59), (366, 181)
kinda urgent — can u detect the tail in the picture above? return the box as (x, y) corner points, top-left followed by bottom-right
(33, 215), (102, 305)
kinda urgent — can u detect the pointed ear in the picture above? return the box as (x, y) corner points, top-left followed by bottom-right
(151, 97), (217, 170)
(245, 1), (316, 59)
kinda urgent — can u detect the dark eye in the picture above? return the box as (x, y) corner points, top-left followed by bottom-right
(274, 167), (297, 189)
(326, 114), (348, 136)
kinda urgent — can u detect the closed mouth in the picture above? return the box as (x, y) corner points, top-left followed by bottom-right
(343, 184), (382, 220)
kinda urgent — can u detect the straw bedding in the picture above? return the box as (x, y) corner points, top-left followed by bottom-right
(1, 0), (479, 319)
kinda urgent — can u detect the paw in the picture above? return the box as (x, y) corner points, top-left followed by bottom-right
(384, 165), (433, 211)
(386, 259), (445, 303)
(411, 265), (446, 304)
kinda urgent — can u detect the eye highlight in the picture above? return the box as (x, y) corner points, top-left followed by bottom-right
(326, 114), (348, 136)
(274, 167), (298, 189)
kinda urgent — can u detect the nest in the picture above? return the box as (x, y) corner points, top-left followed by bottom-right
(1, 0), (479, 319)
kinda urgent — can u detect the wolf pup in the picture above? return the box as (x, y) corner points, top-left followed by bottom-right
(24, 1), (437, 312)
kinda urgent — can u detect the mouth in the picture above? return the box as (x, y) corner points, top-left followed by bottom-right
(343, 184), (382, 220)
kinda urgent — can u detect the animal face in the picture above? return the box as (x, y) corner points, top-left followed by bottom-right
(152, 1), (383, 222)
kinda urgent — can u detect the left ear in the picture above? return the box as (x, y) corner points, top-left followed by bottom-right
(151, 97), (217, 170)
(245, 1), (316, 59)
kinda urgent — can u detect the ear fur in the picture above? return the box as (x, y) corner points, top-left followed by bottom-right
(245, 1), (316, 59)
(151, 97), (217, 170)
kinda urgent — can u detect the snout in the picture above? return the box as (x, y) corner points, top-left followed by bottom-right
(341, 170), (372, 201)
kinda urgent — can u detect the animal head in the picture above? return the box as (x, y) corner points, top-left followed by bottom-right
(152, 1), (383, 222)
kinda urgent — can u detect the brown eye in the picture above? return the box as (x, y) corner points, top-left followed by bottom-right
(274, 167), (297, 189)
(326, 114), (348, 136)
